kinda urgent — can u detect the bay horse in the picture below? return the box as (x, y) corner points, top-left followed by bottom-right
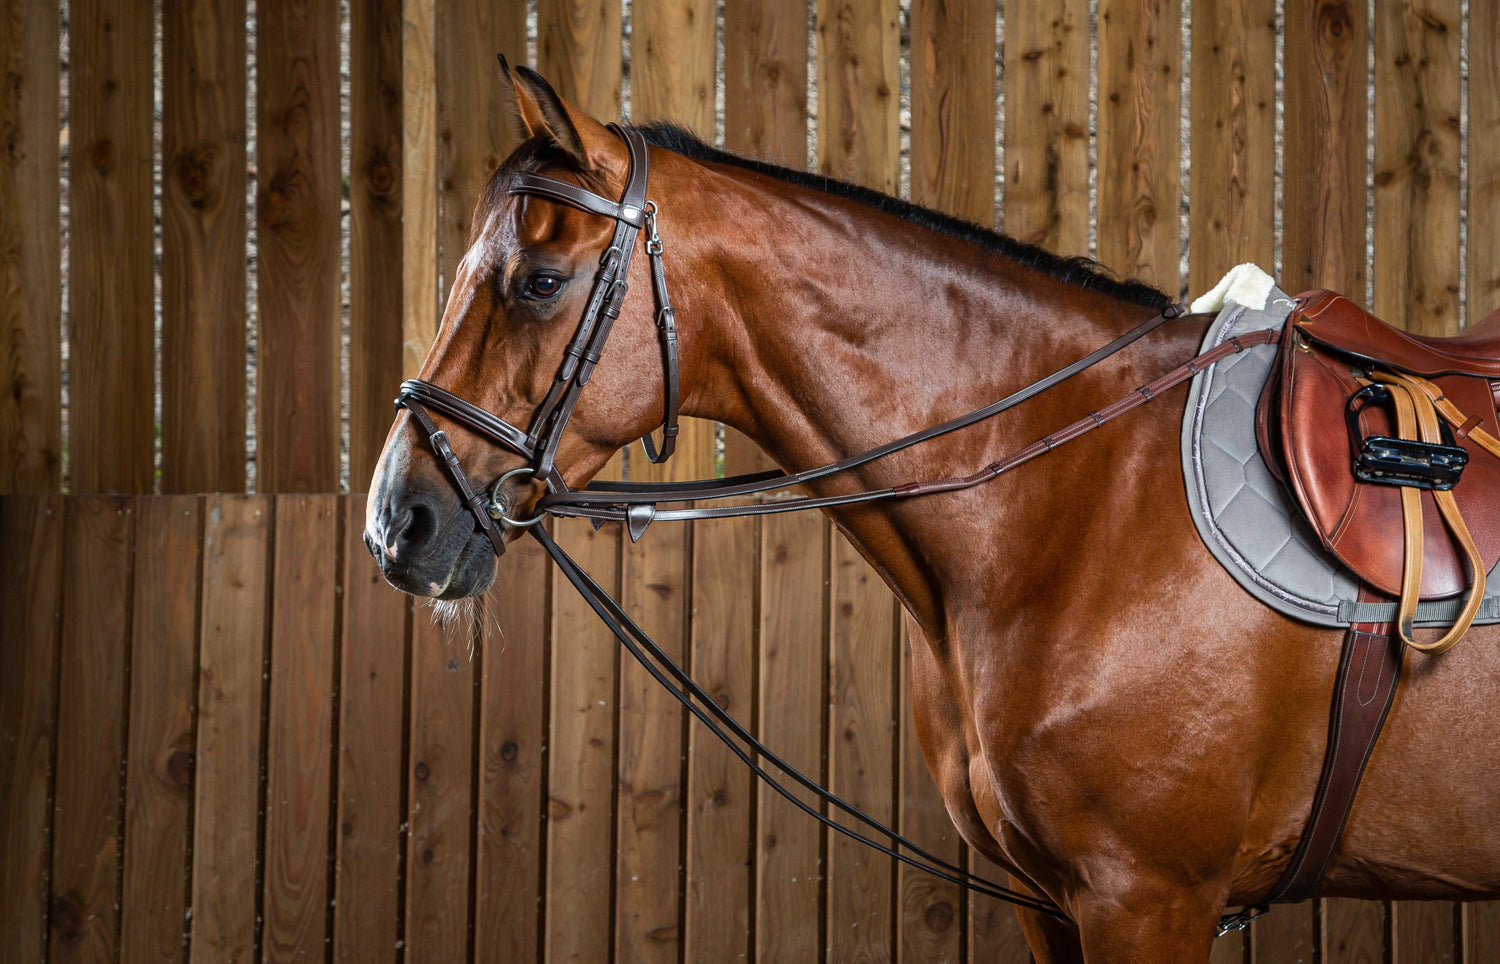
(365, 63), (1500, 961)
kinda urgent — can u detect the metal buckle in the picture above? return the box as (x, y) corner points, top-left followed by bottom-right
(1215, 905), (1267, 937)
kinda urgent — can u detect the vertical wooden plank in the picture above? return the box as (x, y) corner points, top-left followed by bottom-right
(1470, 0), (1500, 320)
(685, 512), (757, 962)
(1373, 0), (1461, 335)
(816, 0), (900, 193)
(0, 496), (63, 964)
(121, 497), (201, 964)
(1251, 904), (1314, 964)
(537, 0), (623, 117)
(756, 511), (827, 963)
(1282, 0), (1368, 299)
(1188, 0), (1276, 297)
(475, 535), (549, 962)
(262, 496), (338, 960)
(898, 621), (961, 964)
(49, 497), (132, 961)
(69, 0), (154, 493)
(724, 0), (808, 167)
(257, 0), (341, 492)
(402, 0), (439, 378)
(1323, 897), (1385, 964)
(966, 857), (1032, 964)
(349, 0), (406, 485)
(1465, 902), (1500, 963)
(190, 495), (270, 963)
(333, 495), (407, 964)
(827, 535), (898, 963)
(910, 0), (996, 226)
(404, 607), (477, 959)
(545, 518), (620, 963)
(616, 523), (688, 964)
(1393, 902), (1457, 964)
(0, 1), (62, 492)
(1097, 0), (1182, 293)
(1003, 0), (1090, 256)
(161, 0), (248, 493)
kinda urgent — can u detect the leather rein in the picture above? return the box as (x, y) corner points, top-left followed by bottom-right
(394, 126), (1277, 924)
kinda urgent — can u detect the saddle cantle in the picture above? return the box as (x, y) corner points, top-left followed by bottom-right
(1258, 290), (1500, 646)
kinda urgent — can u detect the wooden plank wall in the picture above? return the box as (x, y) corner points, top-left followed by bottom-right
(3, 2), (1500, 962)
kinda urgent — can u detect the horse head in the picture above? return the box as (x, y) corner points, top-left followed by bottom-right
(365, 62), (686, 598)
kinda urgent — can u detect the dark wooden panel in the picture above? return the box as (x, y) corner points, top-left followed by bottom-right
(1393, 902), (1456, 963)
(898, 620), (961, 964)
(1282, 0), (1368, 299)
(1003, 0), (1089, 255)
(1252, 902), (1314, 964)
(616, 523), (689, 964)
(161, 0), (248, 492)
(827, 536), (898, 962)
(49, 498), (132, 961)
(334, 495), (408, 964)
(404, 608), (478, 959)
(0, 496), (63, 963)
(685, 511), (757, 961)
(1465, 901), (1500, 963)
(546, 519), (620, 962)
(261, 496), (338, 957)
(256, 0), (341, 491)
(910, 0), (996, 225)
(966, 857), (1033, 963)
(1187, 0), (1275, 297)
(816, 0), (900, 194)
(120, 497), (201, 963)
(69, 0), (154, 493)
(475, 533), (549, 961)
(756, 511), (827, 963)
(1470, 0), (1500, 320)
(1097, 0), (1182, 294)
(349, 0), (405, 485)
(0, 3), (61, 492)
(1324, 898), (1384, 964)
(190, 496), (270, 963)
(1373, 0), (1461, 335)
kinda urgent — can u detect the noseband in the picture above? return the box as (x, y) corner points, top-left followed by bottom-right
(396, 124), (681, 552)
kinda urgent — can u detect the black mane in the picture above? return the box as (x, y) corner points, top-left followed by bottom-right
(632, 122), (1172, 312)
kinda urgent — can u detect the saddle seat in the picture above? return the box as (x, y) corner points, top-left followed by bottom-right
(1259, 290), (1500, 650)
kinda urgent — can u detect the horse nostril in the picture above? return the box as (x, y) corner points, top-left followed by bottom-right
(391, 501), (438, 557)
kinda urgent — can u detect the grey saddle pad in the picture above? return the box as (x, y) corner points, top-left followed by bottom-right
(1180, 291), (1500, 627)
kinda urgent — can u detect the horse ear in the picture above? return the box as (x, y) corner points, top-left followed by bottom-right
(502, 59), (626, 181)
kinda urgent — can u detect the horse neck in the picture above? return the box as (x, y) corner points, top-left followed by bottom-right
(671, 168), (1169, 632)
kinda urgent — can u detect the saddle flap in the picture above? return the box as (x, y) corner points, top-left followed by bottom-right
(1266, 293), (1500, 598)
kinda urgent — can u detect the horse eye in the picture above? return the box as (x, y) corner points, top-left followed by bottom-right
(522, 272), (565, 301)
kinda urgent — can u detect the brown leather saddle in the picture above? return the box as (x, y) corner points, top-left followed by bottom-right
(1237, 290), (1500, 914)
(1258, 289), (1500, 651)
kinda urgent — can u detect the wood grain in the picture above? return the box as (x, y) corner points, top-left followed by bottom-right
(0, 496), (63, 964)
(546, 519), (621, 962)
(475, 533), (549, 962)
(1097, 0), (1182, 294)
(121, 497), (201, 964)
(68, 0), (154, 493)
(816, 0), (900, 194)
(617, 522), (689, 964)
(1002, 0), (1090, 256)
(1188, 0), (1275, 297)
(1323, 898), (1384, 964)
(1282, 0), (1368, 299)
(1465, 901), (1500, 963)
(724, 0), (809, 168)
(1373, 0), (1461, 335)
(756, 511), (827, 963)
(334, 495), (408, 964)
(911, 0), (996, 226)
(49, 498), (131, 961)
(349, 0), (406, 485)
(1470, 0), (1500, 321)
(161, 0), (248, 493)
(1251, 901), (1314, 963)
(898, 619), (961, 964)
(538, 0), (624, 117)
(685, 510), (757, 962)
(256, 0), (341, 492)
(966, 856), (1032, 963)
(404, 605), (477, 959)
(1392, 901), (1456, 963)
(827, 535), (898, 963)
(191, 496), (270, 964)
(401, 0), (439, 378)
(261, 496), (338, 958)
(0, 2), (61, 492)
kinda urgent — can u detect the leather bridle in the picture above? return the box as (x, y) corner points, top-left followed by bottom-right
(392, 125), (1280, 925)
